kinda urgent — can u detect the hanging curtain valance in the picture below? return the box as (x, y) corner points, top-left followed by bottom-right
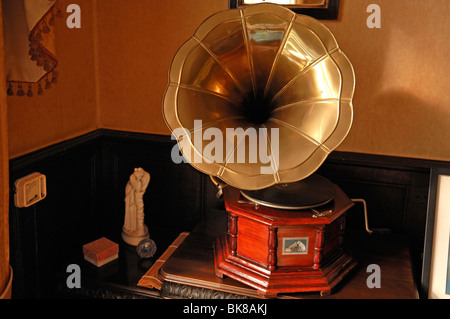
(2, 0), (61, 97)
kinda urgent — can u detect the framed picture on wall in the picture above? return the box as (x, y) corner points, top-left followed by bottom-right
(422, 167), (450, 299)
(229, 0), (340, 20)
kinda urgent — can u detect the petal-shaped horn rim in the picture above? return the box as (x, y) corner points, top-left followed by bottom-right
(163, 3), (355, 190)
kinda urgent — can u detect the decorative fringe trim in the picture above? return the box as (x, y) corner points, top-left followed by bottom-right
(7, 69), (58, 97)
(7, 1), (61, 97)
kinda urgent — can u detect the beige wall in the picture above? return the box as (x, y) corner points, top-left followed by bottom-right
(95, 0), (228, 135)
(7, 0), (98, 158)
(7, 0), (450, 162)
(326, 0), (450, 161)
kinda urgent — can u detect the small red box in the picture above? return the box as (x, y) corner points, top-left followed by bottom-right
(83, 237), (119, 267)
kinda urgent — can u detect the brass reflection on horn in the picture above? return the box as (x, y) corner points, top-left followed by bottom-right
(162, 3), (355, 190)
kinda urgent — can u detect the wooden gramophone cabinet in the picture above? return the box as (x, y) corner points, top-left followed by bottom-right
(213, 184), (357, 298)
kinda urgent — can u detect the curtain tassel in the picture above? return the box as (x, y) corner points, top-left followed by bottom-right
(7, 83), (14, 96)
(16, 84), (25, 97)
(48, 15), (56, 27)
(26, 85), (33, 97)
(41, 19), (51, 34)
(45, 78), (52, 90)
(51, 69), (58, 84)
(38, 83), (44, 95)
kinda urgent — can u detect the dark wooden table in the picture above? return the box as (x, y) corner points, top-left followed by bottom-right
(58, 208), (417, 300)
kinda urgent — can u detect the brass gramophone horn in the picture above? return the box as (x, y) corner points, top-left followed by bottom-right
(163, 3), (355, 195)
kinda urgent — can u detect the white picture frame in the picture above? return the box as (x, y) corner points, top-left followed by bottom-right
(422, 168), (450, 299)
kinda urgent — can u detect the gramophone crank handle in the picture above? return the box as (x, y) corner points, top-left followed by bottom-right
(351, 199), (391, 235)
(351, 199), (372, 234)
(312, 199), (390, 235)
(311, 199), (376, 234)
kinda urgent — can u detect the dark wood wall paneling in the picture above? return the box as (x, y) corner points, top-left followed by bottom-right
(9, 130), (220, 298)
(9, 132), (103, 298)
(317, 152), (440, 290)
(9, 129), (448, 298)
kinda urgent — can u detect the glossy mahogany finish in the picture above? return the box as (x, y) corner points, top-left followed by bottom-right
(213, 185), (356, 297)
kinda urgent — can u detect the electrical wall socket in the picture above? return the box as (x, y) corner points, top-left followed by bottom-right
(14, 172), (47, 208)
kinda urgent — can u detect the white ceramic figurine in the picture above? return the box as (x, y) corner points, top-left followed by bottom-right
(122, 168), (150, 246)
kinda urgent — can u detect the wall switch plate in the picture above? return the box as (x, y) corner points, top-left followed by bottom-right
(14, 172), (47, 208)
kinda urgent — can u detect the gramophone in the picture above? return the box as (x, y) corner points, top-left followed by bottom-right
(162, 3), (356, 297)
